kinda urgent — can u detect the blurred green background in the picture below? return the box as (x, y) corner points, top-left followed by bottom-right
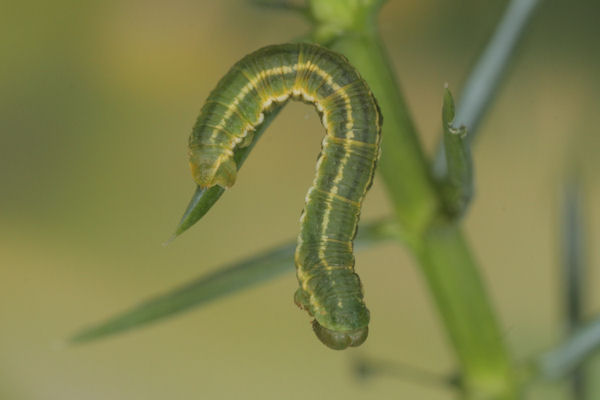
(1, 0), (599, 399)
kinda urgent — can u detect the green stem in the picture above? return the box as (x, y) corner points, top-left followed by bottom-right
(561, 175), (588, 398)
(309, 1), (519, 398)
(433, 0), (543, 177)
(418, 222), (517, 399)
(539, 315), (600, 381)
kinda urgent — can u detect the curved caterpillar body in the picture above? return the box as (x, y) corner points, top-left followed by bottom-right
(189, 43), (382, 350)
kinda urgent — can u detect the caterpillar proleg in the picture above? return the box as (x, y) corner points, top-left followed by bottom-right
(189, 43), (382, 350)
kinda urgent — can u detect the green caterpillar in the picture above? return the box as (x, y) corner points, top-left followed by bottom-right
(189, 43), (382, 350)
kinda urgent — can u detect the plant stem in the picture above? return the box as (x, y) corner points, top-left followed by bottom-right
(561, 175), (588, 398)
(539, 315), (600, 381)
(433, 0), (543, 177)
(418, 221), (517, 399)
(310, 1), (519, 398)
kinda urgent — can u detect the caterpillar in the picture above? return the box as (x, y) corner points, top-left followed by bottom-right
(188, 43), (382, 350)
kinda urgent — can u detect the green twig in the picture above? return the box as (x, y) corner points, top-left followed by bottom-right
(562, 177), (586, 332)
(309, 1), (519, 398)
(539, 315), (600, 381)
(561, 175), (588, 398)
(418, 223), (517, 398)
(353, 356), (460, 389)
(434, 0), (543, 177)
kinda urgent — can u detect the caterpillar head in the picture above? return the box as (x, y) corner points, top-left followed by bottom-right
(295, 288), (370, 350)
(189, 147), (237, 189)
(312, 321), (368, 350)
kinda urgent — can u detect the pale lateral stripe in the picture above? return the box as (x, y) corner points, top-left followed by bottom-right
(326, 134), (378, 148)
(290, 60), (355, 272)
(204, 99), (253, 126)
(194, 122), (237, 140)
(311, 186), (360, 207)
(209, 62), (353, 146)
(291, 63), (356, 279)
(212, 57), (369, 295)
(207, 62), (351, 182)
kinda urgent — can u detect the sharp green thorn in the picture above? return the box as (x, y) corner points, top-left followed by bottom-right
(439, 87), (473, 218)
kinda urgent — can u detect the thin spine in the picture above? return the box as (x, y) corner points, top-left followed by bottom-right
(440, 87), (473, 218)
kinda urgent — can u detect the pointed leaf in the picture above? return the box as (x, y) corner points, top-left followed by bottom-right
(173, 105), (284, 238)
(440, 87), (473, 218)
(70, 217), (399, 344)
(433, 0), (543, 176)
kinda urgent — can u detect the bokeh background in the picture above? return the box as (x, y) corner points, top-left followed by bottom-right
(1, 0), (599, 399)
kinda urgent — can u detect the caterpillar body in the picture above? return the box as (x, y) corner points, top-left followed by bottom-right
(188, 43), (382, 350)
